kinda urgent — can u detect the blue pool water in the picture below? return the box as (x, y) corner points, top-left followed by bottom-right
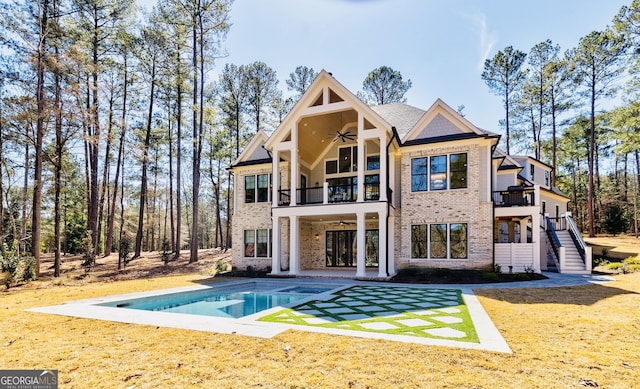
(100, 282), (335, 319)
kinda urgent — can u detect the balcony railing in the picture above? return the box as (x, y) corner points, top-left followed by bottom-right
(492, 186), (536, 207)
(277, 182), (383, 206)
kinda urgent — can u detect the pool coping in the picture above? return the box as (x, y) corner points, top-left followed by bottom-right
(28, 279), (513, 353)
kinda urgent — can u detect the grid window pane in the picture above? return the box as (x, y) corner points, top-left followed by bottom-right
(450, 153), (467, 189)
(411, 157), (428, 191)
(244, 230), (255, 257)
(411, 225), (427, 258)
(367, 155), (380, 170)
(430, 224), (447, 258)
(450, 223), (467, 259)
(257, 174), (269, 202)
(244, 176), (255, 203)
(339, 147), (351, 173)
(326, 160), (337, 175)
(430, 155), (447, 190)
(256, 229), (269, 257)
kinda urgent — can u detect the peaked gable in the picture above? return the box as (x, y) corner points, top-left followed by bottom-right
(232, 130), (270, 167)
(264, 70), (393, 150)
(402, 98), (487, 144)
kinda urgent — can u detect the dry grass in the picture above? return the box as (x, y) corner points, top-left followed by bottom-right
(1, 257), (639, 388)
(585, 235), (640, 260)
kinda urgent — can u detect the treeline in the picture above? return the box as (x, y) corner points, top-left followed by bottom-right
(0, 0), (415, 278)
(482, 1), (640, 238)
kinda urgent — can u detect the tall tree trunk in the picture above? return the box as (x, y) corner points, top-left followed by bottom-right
(31, 0), (50, 275)
(189, 7), (200, 264)
(551, 91), (557, 187)
(88, 7), (101, 260)
(19, 143), (29, 257)
(106, 57), (128, 258)
(168, 99), (175, 253)
(97, 94), (115, 256)
(53, 0), (63, 277)
(175, 83), (182, 257)
(587, 80), (596, 238)
(134, 59), (156, 257)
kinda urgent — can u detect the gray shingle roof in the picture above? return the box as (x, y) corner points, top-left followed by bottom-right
(370, 102), (425, 139)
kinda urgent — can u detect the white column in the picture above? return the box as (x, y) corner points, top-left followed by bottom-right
(379, 135), (388, 202)
(377, 210), (388, 278)
(356, 212), (366, 277)
(290, 124), (298, 206)
(271, 149), (279, 206)
(519, 219), (528, 243)
(388, 215), (395, 274)
(289, 215), (299, 275)
(270, 217), (281, 274)
(323, 182), (329, 204)
(357, 137), (365, 202)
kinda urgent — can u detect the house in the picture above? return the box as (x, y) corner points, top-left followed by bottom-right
(230, 70), (591, 279)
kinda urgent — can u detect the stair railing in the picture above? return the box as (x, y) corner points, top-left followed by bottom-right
(545, 216), (563, 269)
(566, 214), (587, 264)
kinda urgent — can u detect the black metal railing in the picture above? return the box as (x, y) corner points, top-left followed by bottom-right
(278, 189), (291, 206)
(546, 216), (562, 263)
(566, 214), (587, 264)
(492, 186), (536, 207)
(277, 182), (384, 205)
(296, 186), (323, 204)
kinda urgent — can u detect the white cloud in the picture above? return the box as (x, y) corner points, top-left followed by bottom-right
(466, 12), (497, 72)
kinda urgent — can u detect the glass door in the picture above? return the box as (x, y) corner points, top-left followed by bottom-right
(326, 230), (357, 267)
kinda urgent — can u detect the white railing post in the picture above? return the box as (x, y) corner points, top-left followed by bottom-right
(323, 182), (329, 204)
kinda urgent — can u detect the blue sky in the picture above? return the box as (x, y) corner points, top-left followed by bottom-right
(143, 0), (630, 132)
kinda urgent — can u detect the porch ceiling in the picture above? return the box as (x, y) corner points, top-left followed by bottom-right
(297, 109), (358, 165)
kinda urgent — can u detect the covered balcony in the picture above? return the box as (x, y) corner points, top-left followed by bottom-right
(277, 181), (389, 206)
(492, 185), (536, 207)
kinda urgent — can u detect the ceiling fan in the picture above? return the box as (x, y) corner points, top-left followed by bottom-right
(332, 130), (356, 143)
(331, 219), (356, 226)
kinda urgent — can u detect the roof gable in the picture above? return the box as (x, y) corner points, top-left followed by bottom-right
(264, 70), (393, 150)
(232, 130), (270, 167)
(403, 99), (486, 143)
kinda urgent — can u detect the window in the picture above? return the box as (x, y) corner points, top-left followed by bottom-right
(544, 170), (550, 186)
(430, 156), (447, 190)
(366, 155), (380, 170)
(411, 153), (467, 192)
(257, 174), (269, 202)
(244, 230), (255, 257)
(450, 153), (467, 189)
(411, 157), (428, 191)
(530, 164), (535, 180)
(450, 224), (467, 259)
(256, 229), (269, 257)
(430, 224), (447, 258)
(411, 223), (468, 259)
(338, 146), (357, 173)
(244, 174), (270, 203)
(244, 229), (271, 258)
(365, 174), (380, 200)
(542, 201), (546, 214)
(411, 225), (427, 258)
(245, 176), (255, 203)
(326, 160), (337, 174)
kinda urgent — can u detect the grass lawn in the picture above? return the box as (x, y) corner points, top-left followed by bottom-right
(1, 271), (639, 388)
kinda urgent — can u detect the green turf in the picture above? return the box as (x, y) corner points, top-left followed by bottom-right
(259, 285), (479, 343)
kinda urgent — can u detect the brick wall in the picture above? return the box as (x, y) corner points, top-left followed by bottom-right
(395, 143), (493, 270)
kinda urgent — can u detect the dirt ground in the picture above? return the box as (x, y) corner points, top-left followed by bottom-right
(33, 248), (232, 285)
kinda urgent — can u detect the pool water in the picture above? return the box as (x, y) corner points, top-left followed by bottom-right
(100, 282), (335, 319)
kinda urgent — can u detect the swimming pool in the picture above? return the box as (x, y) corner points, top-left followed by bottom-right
(99, 281), (336, 319)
